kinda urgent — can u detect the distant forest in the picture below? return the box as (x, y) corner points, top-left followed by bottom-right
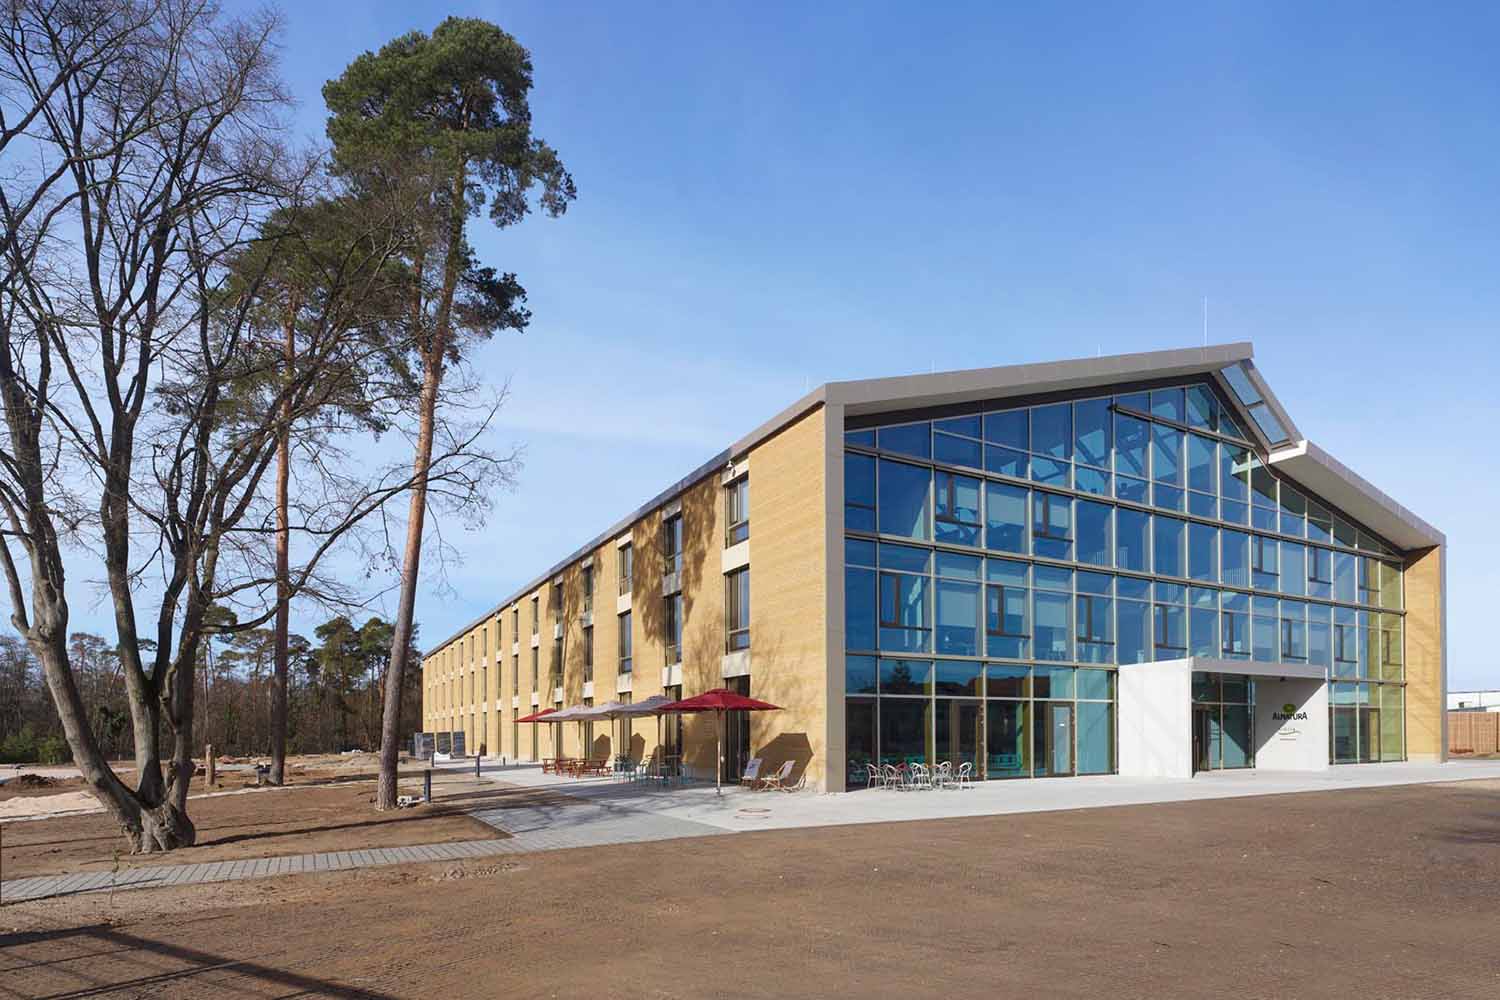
(0, 618), (422, 764)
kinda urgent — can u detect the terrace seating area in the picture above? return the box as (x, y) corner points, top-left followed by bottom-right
(542, 757), (613, 778)
(863, 760), (974, 791)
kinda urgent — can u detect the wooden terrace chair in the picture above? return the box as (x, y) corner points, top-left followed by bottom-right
(738, 757), (764, 788)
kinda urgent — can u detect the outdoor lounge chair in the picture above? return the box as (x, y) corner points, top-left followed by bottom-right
(757, 760), (795, 791)
(738, 757), (764, 788)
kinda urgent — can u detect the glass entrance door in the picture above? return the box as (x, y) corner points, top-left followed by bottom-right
(936, 700), (981, 775)
(1034, 702), (1074, 777)
(1192, 705), (1214, 773)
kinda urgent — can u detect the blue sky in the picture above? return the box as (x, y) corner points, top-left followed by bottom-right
(193, 1), (1498, 684)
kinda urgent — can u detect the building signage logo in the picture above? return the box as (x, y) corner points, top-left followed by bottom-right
(1272, 702), (1308, 722)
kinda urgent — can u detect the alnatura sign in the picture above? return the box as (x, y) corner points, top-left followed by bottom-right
(1272, 702), (1309, 722)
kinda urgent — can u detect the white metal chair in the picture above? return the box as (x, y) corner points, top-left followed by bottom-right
(908, 762), (934, 791)
(934, 761), (953, 789)
(881, 764), (901, 790)
(955, 761), (974, 789)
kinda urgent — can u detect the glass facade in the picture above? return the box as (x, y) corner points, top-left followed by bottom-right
(843, 379), (1405, 781)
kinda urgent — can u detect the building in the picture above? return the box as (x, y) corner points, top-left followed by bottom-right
(420, 343), (1446, 791)
(1448, 691), (1500, 712)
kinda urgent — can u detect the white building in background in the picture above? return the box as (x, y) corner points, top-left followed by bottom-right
(1448, 690), (1500, 713)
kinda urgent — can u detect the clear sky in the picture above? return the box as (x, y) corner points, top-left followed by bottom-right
(186, 1), (1496, 685)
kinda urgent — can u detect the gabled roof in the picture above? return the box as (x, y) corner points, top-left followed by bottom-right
(732, 341), (1441, 550)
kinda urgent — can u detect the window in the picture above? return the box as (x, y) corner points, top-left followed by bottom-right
(878, 459), (931, 540)
(1153, 516), (1185, 578)
(551, 581), (564, 625)
(934, 576), (980, 655)
(582, 565), (594, 614)
(618, 543), (634, 595)
(1281, 610), (1307, 662)
(663, 513), (683, 577)
(1251, 535), (1279, 590)
(879, 570), (931, 652)
(935, 471), (981, 546)
(1154, 603), (1186, 657)
(985, 481), (1027, 554)
(1032, 492), (1072, 560)
(1115, 507), (1148, 572)
(550, 637), (562, 687)
(1075, 499), (1112, 567)
(618, 611), (633, 673)
(1076, 590), (1114, 663)
(1033, 589), (1072, 661)
(726, 568), (750, 651)
(512, 653), (519, 694)
(582, 626), (593, 681)
(664, 593), (683, 664)
(530, 646), (538, 688)
(985, 585), (1028, 639)
(1188, 522), (1218, 582)
(530, 596), (539, 635)
(1114, 410), (1149, 499)
(845, 453), (877, 531)
(726, 476), (749, 546)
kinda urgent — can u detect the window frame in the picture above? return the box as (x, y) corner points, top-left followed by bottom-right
(725, 567), (751, 652)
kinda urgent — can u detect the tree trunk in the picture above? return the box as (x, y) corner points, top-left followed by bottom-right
(376, 356), (441, 808)
(35, 634), (195, 852)
(376, 160), (468, 810)
(270, 307), (294, 783)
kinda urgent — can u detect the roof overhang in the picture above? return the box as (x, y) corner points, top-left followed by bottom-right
(1268, 439), (1444, 551)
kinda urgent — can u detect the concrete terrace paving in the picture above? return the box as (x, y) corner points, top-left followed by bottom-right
(458, 757), (1500, 835)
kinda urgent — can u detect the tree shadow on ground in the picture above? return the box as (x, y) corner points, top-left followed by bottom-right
(0, 924), (394, 998)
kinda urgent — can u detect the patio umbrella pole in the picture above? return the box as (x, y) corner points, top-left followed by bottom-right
(716, 708), (723, 796)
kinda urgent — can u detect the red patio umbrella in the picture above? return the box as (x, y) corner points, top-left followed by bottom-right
(657, 688), (783, 795)
(515, 707), (558, 724)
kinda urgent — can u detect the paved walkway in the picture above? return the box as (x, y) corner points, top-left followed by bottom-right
(0, 839), (510, 904)
(466, 790), (729, 852)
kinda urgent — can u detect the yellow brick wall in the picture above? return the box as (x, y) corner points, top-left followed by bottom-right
(746, 405), (830, 790)
(418, 404), (834, 785)
(1404, 544), (1445, 761)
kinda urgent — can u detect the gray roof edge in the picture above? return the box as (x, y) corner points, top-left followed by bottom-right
(824, 342), (1254, 413)
(1268, 439), (1445, 551)
(422, 446), (731, 658)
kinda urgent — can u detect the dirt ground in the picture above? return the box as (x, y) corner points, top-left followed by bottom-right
(3, 779), (1499, 999)
(0, 770), (515, 879)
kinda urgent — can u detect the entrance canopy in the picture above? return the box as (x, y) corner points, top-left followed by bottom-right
(1118, 657), (1329, 779)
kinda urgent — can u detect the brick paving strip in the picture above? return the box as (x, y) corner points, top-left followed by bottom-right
(2, 787), (731, 904)
(0, 839), (510, 904)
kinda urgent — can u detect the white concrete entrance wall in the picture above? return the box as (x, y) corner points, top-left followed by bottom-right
(1118, 657), (1329, 779)
(1253, 676), (1329, 771)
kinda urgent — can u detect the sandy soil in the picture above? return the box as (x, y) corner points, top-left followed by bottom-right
(0, 770), (515, 879)
(0, 753), (419, 816)
(3, 779), (1499, 998)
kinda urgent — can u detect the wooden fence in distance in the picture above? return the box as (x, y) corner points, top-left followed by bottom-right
(1448, 711), (1500, 755)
